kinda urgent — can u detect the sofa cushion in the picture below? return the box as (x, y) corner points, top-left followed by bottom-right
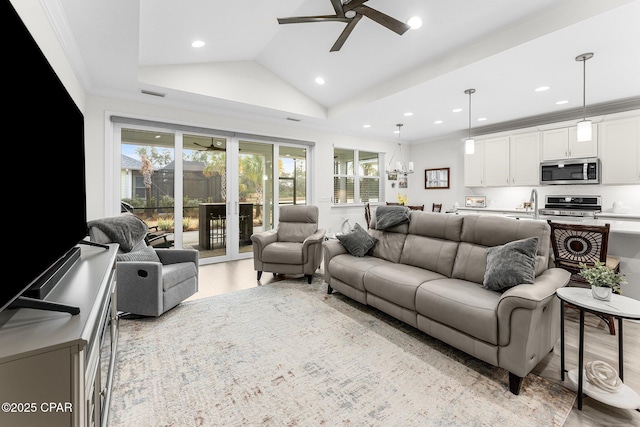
(262, 242), (303, 263)
(368, 228), (408, 263)
(483, 237), (539, 292)
(162, 262), (198, 292)
(364, 263), (446, 310)
(400, 235), (459, 277)
(407, 211), (463, 241)
(416, 278), (502, 345)
(328, 254), (389, 292)
(116, 246), (160, 262)
(451, 242), (490, 283)
(375, 205), (411, 230)
(337, 223), (378, 257)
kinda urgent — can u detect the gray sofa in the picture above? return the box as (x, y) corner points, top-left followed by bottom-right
(322, 210), (570, 394)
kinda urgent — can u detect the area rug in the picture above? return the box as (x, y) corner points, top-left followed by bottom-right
(109, 276), (575, 426)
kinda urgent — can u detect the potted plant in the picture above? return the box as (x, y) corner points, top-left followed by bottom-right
(578, 261), (627, 301)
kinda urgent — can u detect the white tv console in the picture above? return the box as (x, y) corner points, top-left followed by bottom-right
(0, 243), (118, 427)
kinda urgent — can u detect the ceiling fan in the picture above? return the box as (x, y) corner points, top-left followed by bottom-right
(277, 0), (411, 52)
(193, 139), (225, 152)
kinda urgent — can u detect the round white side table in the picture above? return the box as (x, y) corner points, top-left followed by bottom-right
(556, 287), (640, 411)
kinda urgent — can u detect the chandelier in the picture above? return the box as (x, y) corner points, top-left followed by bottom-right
(386, 123), (414, 176)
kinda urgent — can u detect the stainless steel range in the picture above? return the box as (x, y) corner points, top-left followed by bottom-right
(538, 195), (601, 217)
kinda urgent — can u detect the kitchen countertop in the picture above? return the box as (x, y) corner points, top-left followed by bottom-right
(451, 207), (640, 235)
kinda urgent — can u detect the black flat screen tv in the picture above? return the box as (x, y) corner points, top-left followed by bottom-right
(1, 1), (88, 315)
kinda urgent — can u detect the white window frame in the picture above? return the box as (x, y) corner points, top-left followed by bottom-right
(332, 147), (382, 205)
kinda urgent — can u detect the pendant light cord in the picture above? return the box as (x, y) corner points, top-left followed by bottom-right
(582, 57), (587, 121)
(468, 92), (472, 140)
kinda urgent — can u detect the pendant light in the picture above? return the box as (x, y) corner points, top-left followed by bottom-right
(575, 52), (593, 142)
(386, 123), (414, 176)
(464, 89), (476, 154)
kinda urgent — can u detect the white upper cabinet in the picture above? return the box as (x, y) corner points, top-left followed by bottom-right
(510, 132), (540, 186)
(483, 136), (510, 187)
(600, 116), (640, 184)
(464, 132), (540, 187)
(541, 124), (598, 160)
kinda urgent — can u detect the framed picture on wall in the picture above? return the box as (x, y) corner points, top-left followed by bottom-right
(425, 167), (450, 189)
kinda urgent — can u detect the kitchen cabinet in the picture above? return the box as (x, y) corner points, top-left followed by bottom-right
(600, 116), (640, 184)
(464, 140), (484, 186)
(483, 136), (510, 186)
(541, 125), (598, 160)
(464, 132), (539, 187)
(509, 131), (540, 186)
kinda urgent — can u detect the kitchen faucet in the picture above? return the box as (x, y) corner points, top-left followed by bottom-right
(529, 189), (539, 219)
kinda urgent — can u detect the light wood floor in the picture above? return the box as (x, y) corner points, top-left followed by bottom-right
(194, 259), (640, 426)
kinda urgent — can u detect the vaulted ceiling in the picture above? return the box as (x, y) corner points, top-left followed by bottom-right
(53, 0), (640, 142)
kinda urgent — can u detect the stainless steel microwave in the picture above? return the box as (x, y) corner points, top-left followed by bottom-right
(540, 158), (600, 185)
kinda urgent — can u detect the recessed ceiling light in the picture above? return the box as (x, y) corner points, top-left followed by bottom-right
(315, 77), (325, 85)
(434, 120), (443, 124)
(363, 124), (371, 128)
(191, 40), (205, 48)
(535, 86), (550, 92)
(408, 16), (423, 30)
(404, 112), (413, 117)
(477, 117), (487, 122)
(452, 108), (463, 113)
(556, 100), (569, 105)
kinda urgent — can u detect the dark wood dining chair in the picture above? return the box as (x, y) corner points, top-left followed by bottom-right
(547, 220), (620, 335)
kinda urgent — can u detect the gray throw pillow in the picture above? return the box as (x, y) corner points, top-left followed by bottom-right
(337, 223), (378, 257)
(116, 246), (161, 262)
(375, 205), (410, 230)
(483, 237), (539, 292)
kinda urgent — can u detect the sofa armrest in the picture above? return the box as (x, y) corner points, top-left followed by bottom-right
(496, 267), (570, 347)
(116, 261), (164, 315)
(498, 268), (570, 309)
(155, 248), (198, 266)
(250, 229), (278, 262)
(322, 239), (348, 283)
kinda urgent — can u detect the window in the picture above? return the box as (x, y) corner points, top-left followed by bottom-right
(333, 148), (380, 204)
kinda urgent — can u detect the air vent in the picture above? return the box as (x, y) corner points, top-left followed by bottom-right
(140, 89), (166, 97)
(286, 117), (301, 122)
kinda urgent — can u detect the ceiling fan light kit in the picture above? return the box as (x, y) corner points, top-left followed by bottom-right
(576, 52), (594, 142)
(277, 0), (411, 52)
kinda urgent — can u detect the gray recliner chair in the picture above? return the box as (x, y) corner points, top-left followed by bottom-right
(251, 205), (325, 284)
(87, 214), (198, 317)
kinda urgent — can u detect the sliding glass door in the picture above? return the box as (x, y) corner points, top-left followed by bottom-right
(115, 122), (311, 264)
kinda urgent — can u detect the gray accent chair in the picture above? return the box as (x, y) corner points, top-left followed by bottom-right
(87, 215), (198, 317)
(251, 205), (325, 284)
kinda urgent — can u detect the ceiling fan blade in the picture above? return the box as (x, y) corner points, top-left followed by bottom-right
(342, 0), (369, 12)
(330, 0), (345, 17)
(193, 142), (208, 148)
(330, 14), (362, 52)
(278, 15), (350, 25)
(355, 5), (410, 35)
